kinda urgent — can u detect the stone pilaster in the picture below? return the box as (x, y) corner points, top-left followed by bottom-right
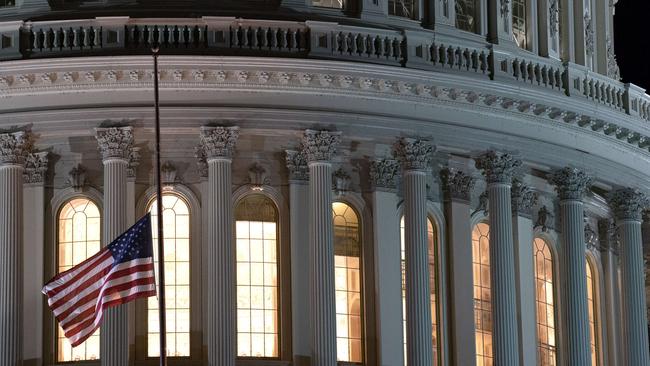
(393, 137), (434, 366)
(474, 150), (521, 366)
(549, 167), (593, 366)
(302, 129), (341, 366)
(199, 126), (239, 366)
(608, 188), (650, 366)
(0, 130), (30, 366)
(95, 126), (133, 366)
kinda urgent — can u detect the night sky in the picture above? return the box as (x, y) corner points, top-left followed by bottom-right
(614, 1), (650, 91)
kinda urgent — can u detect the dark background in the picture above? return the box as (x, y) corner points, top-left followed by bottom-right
(614, 0), (650, 91)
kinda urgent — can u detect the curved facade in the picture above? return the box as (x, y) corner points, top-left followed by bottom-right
(1, 0), (649, 365)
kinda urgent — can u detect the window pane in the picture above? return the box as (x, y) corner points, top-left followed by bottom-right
(587, 260), (599, 366)
(388, 0), (419, 19)
(401, 217), (439, 365)
(57, 198), (101, 362)
(533, 238), (556, 366)
(472, 223), (492, 366)
(333, 202), (363, 363)
(235, 195), (279, 358)
(148, 194), (191, 357)
(456, 0), (477, 33)
(512, 0), (528, 49)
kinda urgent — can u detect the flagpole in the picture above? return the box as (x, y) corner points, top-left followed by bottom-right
(152, 47), (168, 366)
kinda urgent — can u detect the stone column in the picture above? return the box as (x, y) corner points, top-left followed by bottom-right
(96, 126), (133, 366)
(511, 179), (538, 366)
(23, 151), (48, 365)
(369, 158), (404, 366)
(440, 167), (477, 366)
(608, 188), (650, 366)
(393, 138), (434, 366)
(0, 131), (30, 366)
(549, 167), (592, 366)
(475, 151), (521, 366)
(302, 130), (341, 366)
(285, 150), (311, 366)
(199, 126), (239, 366)
(598, 219), (622, 366)
(195, 146), (210, 352)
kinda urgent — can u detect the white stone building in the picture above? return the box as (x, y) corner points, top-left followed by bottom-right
(0, 0), (648, 365)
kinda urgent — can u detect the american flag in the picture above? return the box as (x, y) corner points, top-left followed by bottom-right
(42, 213), (157, 347)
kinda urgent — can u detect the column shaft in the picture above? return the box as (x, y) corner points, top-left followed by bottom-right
(290, 182), (310, 366)
(560, 200), (591, 365)
(207, 158), (235, 366)
(620, 219), (650, 365)
(0, 165), (23, 366)
(100, 158), (129, 366)
(403, 170), (433, 366)
(486, 183), (519, 365)
(309, 162), (337, 366)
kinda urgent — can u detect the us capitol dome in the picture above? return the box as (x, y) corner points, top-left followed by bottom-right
(0, 0), (648, 365)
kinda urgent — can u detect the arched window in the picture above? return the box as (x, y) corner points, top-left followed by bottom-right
(533, 238), (556, 365)
(332, 202), (363, 363)
(389, 0), (419, 20)
(472, 222), (492, 366)
(235, 194), (280, 358)
(586, 260), (599, 366)
(456, 0), (478, 33)
(147, 194), (191, 357)
(56, 198), (101, 362)
(512, 0), (529, 49)
(400, 216), (439, 365)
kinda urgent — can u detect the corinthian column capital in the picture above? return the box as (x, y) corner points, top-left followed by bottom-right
(393, 137), (434, 171)
(511, 179), (538, 215)
(549, 167), (593, 201)
(23, 151), (49, 184)
(474, 150), (521, 184)
(95, 126), (134, 161)
(0, 130), (32, 166)
(369, 158), (400, 190)
(301, 129), (341, 163)
(200, 126), (240, 160)
(608, 188), (649, 221)
(440, 168), (475, 201)
(285, 149), (309, 181)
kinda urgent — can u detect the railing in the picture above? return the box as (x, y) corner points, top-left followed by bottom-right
(428, 39), (489, 75)
(566, 63), (626, 111)
(491, 48), (565, 92)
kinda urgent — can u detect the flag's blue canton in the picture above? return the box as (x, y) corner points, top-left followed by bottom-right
(107, 213), (154, 265)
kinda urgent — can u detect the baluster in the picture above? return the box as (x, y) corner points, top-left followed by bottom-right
(232, 26), (240, 47)
(178, 26), (186, 47)
(282, 29), (290, 49)
(269, 28), (277, 49)
(290, 29), (297, 50)
(430, 44), (438, 65)
(61, 28), (69, 49)
(471, 50), (478, 71)
(377, 36), (385, 58)
(541, 66), (548, 86)
(367, 35), (375, 57)
(31, 29), (39, 51)
(438, 45), (446, 66)
(254, 27), (262, 48)
(52, 28), (60, 49)
(534, 64), (541, 85)
(394, 39), (402, 60)
(512, 59), (520, 78)
(481, 52), (488, 73)
(350, 33), (358, 55)
(527, 63), (534, 83)
(445, 46), (453, 67)
(94, 26), (101, 48)
(261, 28), (269, 49)
(340, 33), (348, 54)
(455, 47), (461, 68)
(243, 27), (250, 48)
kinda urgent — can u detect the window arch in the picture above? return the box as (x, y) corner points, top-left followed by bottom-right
(147, 193), (191, 357)
(400, 216), (439, 365)
(56, 197), (102, 362)
(332, 201), (363, 363)
(472, 222), (492, 366)
(533, 238), (557, 365)
(586, 259), (600, 366)
(235, 194), (280, 358)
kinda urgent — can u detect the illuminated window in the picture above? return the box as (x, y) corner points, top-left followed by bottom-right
(512, 0), (528, 49)
(400, 217), (439, 365)
(312, 0), (343, 8)
(533, 238), (556, 366)
(147, 194), (191, 357)
(0, 0), (15, 7)
(456, 0), (477, 33)
(57, 198), (101, 362)
(236, 194), (279, 358)
(472, 222), (492, 366)
(389, 0), (419, 20)
(333, 202), (363, 363)
(586, 260), (599, 366)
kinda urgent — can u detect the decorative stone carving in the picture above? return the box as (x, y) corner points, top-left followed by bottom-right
(474, 151), (521, 184)
(127, 147), (140, 178)
(475, 190), (489, 215)
(0, 131), (32, 165)
(501, 0), (511, 30)
(301, 130), (342, 163)
(598, 219), (619, 255)
(608, 188), (649, 221)
(584, 12), (595, 56)
(199, 126), (240, 159)
(248, 162), (270, 189)
(194, 144), (208, 179)
(369, 158), (400, 190)
(333, 168), (351, 195)
(285, 150), (309, 181)
(23, 152), (48, 184)
(67, 164), (86, 191)
(549, 0), (560, 36)
(440, 168), (475, 201)
(511, 179), (538, 215)
(535, 205), (553, 232)
(161, 162), (177, 185)
(393, 138), (434, 171)
(606, 36), (621, 81)
(585, 215), (598, 251)
(549, 167), (592, 200)
(95, 126), (134, 161)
